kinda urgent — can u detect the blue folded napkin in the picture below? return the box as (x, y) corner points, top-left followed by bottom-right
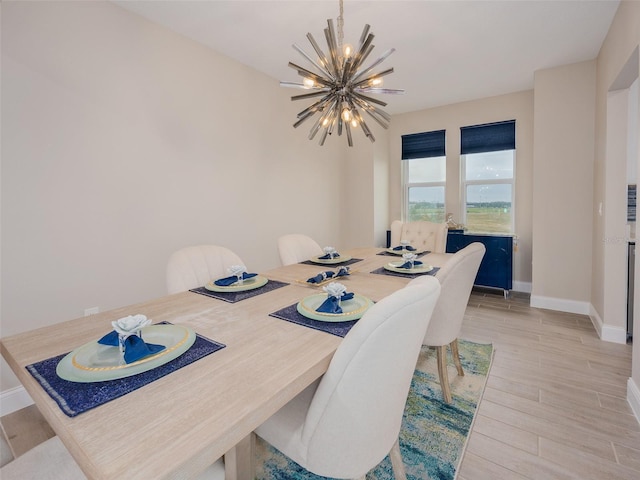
(97, 331), (166, 364)
(316, 291), (355, 314)
(214, 272), (258, 286)
(307, 266), (350, 284)
(318, 252), (340, 259)
(400, 260), (423, 269)
(393, 245), (416, 251)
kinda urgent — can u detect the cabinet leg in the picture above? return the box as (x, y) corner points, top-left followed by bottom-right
(503, 289), (510, 299)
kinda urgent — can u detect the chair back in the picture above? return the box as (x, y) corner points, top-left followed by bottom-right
(166, 245), (243, 294)
(390, 220), (448, 252)
(277, 234), (323, 266)
(413, 242), (485, 346)
(300, 276), (441, 478)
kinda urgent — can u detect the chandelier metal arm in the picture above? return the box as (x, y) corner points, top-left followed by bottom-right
(341, 58), (353, 85)
(293, 110), (316, 128)
(345, 121), (354, 146)
(358, 24), (371, 48)
(350, 33), (375, 71)
(357, 87), (405, 95)
(291, 89), (332, 101)
(288, 62), (331, 87)
(292, 44), (334, 80)
(351, 48), (396, 84)
(358, 115), (375, 141)
(352, 67), (395, 88)
(305, 33), (335, 81)
(324, 21), (341, 77)
(295, 95), (334, 123)
(352, 91), (388, 108)
(351, 96), (391, 126)
(280, 81), (317, 90)
(357, 103), (391, 129)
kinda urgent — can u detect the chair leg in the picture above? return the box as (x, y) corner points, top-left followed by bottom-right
(436, 345), (453, 404)
(450, 339), (464, 377)
(389, 438), (407, 480)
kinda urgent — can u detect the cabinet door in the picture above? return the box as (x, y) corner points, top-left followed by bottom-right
(446, 232), (513, 290)
(474, 236), (512, 290)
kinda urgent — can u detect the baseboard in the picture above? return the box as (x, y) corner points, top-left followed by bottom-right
(0, 386), (33, 417)
(589, 304), (628, 344)
(529, 295), (590, 315)
(628, 378), (640, 425)
(512, 281), (532, 293)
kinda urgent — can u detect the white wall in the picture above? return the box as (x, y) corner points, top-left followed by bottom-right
(603, 89), (630, 339)
(388, 91), (534, 291)
(592, 0), (640, 419)
(531, 61), (596, 313)
(1, 1), (349, 393)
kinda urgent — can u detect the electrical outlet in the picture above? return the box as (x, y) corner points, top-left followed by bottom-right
(84, 307), (100, 316)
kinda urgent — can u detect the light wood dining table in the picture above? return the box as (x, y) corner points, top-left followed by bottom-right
(0, 247), (452, 480)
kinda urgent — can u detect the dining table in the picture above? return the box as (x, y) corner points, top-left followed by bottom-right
(0, 246), (452, 480)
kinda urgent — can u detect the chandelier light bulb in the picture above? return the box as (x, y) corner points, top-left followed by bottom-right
(370, 77), (383, 87)
(342, 43), (353, 58)
(341, 108), (352, 122)
(303, 77), (315, 88)
(351, 119), (358, 128)
(322, 117), (330, 127)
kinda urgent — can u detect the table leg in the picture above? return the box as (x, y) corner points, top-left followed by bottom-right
(224, 433), (255, 480)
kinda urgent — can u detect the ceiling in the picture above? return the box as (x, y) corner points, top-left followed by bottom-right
(113, 0), (620, 115)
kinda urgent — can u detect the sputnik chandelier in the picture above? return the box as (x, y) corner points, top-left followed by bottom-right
(280, 0), (404, 147)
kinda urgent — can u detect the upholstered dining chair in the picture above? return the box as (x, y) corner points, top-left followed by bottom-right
(277, 234), (323, 266)
(166, 244), (244, 294)
(255, 276), (441, 480)
(0, 436), (225, 479)
(389, 220), (448, 253)
(410, 242), (486, 404)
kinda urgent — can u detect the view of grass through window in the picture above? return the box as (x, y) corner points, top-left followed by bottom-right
(408, 202), (511, 232)
(465, 203), (512, 233)
(408, 202), (445, 223)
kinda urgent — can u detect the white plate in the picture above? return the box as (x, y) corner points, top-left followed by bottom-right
(205, 275), (268, 292)
(296, 293), (373, 322)
(309, 255), (353, 265)
(385, 247), (426, 255)
(384, 261), (434, 274)
(56, 324), (196, 383)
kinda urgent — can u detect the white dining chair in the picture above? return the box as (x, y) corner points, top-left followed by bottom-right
(409, 242), (485, 404)
(390, 220), (448, 253)
(166, 244), (244, 294)
(277, 234), (323, 266)
(255, 276), (441, 480)
(0, 436), (225, 479)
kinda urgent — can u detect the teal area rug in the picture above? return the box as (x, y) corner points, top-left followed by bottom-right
(254, 340), (494, 480)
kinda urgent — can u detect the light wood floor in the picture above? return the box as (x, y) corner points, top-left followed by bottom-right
(2, 289), (639, 479)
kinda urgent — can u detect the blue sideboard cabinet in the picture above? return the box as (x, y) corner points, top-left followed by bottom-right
(446, 230), (513, 297)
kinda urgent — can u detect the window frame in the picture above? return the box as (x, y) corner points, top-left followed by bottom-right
(460, 149), (516, 234)
(402, 155), (447, 223)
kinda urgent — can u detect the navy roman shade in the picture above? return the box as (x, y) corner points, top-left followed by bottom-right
(401, 130), (446, 160)
(460, 120), (515, 155)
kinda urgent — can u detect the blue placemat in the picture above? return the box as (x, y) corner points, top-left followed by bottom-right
(377, 250), (430, 258)
(26, 327), (225, 417)
(269, 303), (359, 338)
(370, 266), (440, 278)
(190, 279), (289, 303)
(299, 258), (363, 267)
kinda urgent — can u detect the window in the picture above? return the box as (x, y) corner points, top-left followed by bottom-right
(460, 120), (515, 234)
(402, 130), (446, 223)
